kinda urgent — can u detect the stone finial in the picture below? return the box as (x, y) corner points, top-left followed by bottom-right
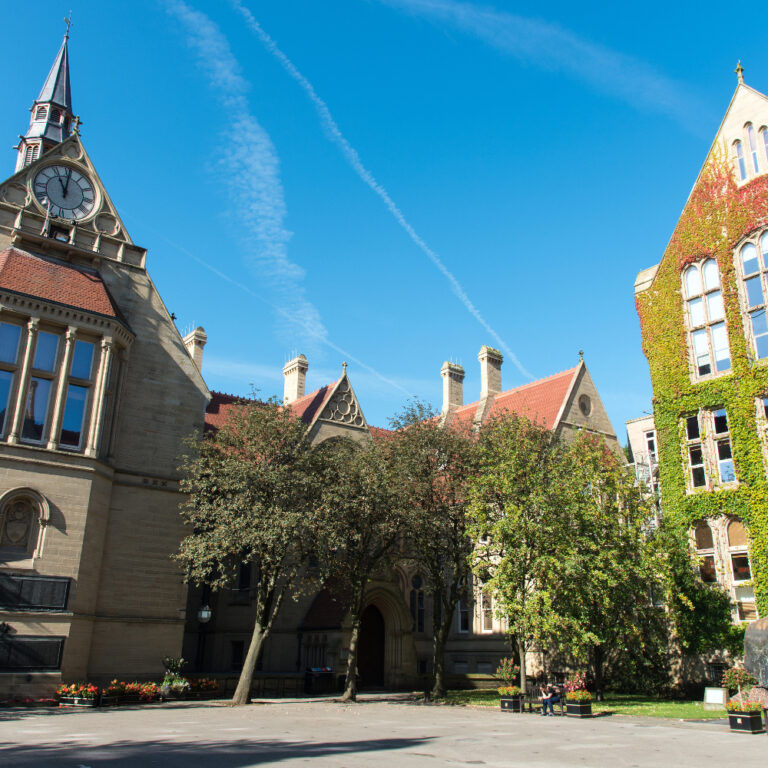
(183, 326), (207, 372)
(736, 60), (745, 84)
(579, 349), (584, 362)
(441, 361), (465, 415)
(283, 354), (309, 405)
(478, 345), (503, 399)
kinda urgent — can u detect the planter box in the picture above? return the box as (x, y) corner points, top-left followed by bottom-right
(565, 701), (592, 718)
(728, 711), (765, 734)
(58, 697), (98, 708)
(500, 695), (525, 712)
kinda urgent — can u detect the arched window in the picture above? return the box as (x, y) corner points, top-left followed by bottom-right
(735, 140), (747, 180)
(0, 489), (49, 560)
(738, 234), (768, 358)
(728, 518), (747, 547)
(35, 105), (47, 121)
(23, 143), (40, 166)
(683, 260), (730, 377)
(694, 521), (714, 550)
(747, 123), (760, 174)
(51, 108), (61, 124)
(762, 127), (768, 166)
(409, 574), (424, 633)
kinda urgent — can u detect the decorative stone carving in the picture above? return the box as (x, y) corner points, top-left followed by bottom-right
(2, 183), (27, 206)
(324, 380), (364, 427)
(0, 498), (35, 549)
(94, 213), (118, 235)
(744, 617), (768, 686)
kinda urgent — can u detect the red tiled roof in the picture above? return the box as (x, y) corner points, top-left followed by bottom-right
(447, 367), (579, 430)
(0, 247), (120, 318)
(204, 382), (338, 432)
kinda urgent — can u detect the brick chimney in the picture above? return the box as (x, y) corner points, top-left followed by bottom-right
(478, 345), (503, 398)
(441, 361), (465, 415)
(183, 326), (207, 372)
(283, 354), (308, 405)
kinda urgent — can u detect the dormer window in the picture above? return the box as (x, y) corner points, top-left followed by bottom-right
(683, 259), (730, 379)
(734, 140), (747, 180)
(35, 106), (48, 121)
(747, 123), (760, 174)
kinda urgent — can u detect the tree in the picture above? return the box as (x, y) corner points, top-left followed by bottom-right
(177, 399), (322, 706)
(466, 413), (572, 695)
(315, 436), (406, 701)
(552, 432), (669, 698)
(388, 401), (476, 697)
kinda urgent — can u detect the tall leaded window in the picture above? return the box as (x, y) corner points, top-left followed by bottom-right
(21, 331), (59, 443)
(0, 323), (22, 436)
(747, 123), (760, 174)
(410, 574), (425, 633)
(59, 339), (95, 450)
(683, 260), (730, 378)
(712, 409), (736, 483)
(762, 127), (768, 166)
(734, 140), (747, 180)
(683, 410), (737, 491)
(738, 233), (768, 359)
(684, 415), (707, 489)
(693, 520), (717, 583)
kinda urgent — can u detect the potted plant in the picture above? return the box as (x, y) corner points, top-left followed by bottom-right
(188, 677), (220, 700)
(121, 681), (159, 704)
(726, 700), (765, 734)
(495, 658), (524, 712)
(160, 656), (191, 700)
(565, 688), (592, 717)
(56, 683), (100, 707)
(101, 679), (125, 706)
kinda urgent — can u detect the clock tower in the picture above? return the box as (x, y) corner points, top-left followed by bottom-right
(14, 26), (75, 172)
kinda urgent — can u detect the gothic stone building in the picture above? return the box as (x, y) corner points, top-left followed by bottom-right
(634, 66), (768, 626)
(183, 348), (620, 691)
(0, 35), (209, 695)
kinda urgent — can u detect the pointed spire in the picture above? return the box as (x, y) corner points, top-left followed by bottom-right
(37, 34), (72, 111)
(14, 24), (76, 172)
(736, 60), (745, 85)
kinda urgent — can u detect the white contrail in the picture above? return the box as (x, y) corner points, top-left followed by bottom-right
(166, 0), (326, 349)
(230, 0), (532, 380)
(380, 0), (708, 132)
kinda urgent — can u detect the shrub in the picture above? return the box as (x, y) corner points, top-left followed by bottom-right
(721, 667), (757, 694)
(495, 658), (520, 687)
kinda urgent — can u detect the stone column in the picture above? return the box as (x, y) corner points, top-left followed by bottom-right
(7, 318), (39, 445)
(46, 326), (77, 450)
(85, 337), (113, 457)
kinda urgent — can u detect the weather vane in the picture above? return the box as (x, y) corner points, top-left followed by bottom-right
(64, 11), (73, 39)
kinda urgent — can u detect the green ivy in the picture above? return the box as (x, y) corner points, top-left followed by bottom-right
(637, 147), (768, 616)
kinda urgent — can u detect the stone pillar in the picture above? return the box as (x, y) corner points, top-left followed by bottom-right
(46, 326), (77, 450)
(85, 337), (113, 457)
(441, 362), (465, 415)
(7, 318), (39, 445)
(478, 346), (503, 398)
(283, 354), (308, 405)
(183, 326), (207, 372)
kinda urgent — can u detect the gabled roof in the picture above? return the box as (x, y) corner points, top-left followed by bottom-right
(0, 247), (123, 320)
(445, 366), (580, 431)
(204, 381), (339, 432)
(37, 36), (72, 110)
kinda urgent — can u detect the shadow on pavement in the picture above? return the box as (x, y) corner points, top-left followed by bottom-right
(0, 735), (435, 767)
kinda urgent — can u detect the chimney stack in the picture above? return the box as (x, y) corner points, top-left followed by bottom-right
(478, 345), (503, 398)
(283, 354), (308, 405)
(441, 361), (465, 415)
(183, 326), (207, 372)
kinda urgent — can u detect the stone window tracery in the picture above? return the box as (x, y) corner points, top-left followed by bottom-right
(682, 260), (730, 380)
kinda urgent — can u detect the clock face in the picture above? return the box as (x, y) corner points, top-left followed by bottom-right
(33, 165), (96, 220)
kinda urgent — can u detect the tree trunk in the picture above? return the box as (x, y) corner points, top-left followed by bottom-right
(517, 636), (528, 695)
(342, 587), (365, 702)
(431, 610), (450, 698)
(232, 617), (267, 706)
(593, 645), (604, 702)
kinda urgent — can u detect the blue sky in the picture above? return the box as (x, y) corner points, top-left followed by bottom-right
(3, 1), (764, 438)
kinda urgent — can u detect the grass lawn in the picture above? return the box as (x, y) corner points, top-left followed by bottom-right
(441, 690), (728, 719)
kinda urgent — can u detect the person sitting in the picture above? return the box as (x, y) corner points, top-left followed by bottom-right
(540, 683), (560, 716)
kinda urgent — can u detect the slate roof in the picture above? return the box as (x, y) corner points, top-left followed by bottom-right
(37, 36), (72, 110)
(0, 247), (122, 319)
(446, 366), (579, 430)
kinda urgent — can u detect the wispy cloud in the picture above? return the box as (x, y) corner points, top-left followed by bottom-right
(380, 0), (708, 131)
(165, 0), (323, 346)
(230, 0), (532, 380)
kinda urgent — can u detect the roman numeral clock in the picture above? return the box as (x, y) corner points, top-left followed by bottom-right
(33, 164), (96, 220)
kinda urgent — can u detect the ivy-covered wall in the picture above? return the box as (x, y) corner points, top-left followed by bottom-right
(636, 151), (768, 616)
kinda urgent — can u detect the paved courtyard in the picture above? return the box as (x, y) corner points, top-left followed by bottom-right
(0, 697), (764, 767)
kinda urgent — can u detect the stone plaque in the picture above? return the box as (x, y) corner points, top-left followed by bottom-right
(744, 617), (768, 687)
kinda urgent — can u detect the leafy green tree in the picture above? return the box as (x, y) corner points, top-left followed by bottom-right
(552, 432), (669, 698)
(388, 401), (477, 697)
(177, 399), (322, 706)
(315, 436), (406, 701)
(467, 413), (572, 695)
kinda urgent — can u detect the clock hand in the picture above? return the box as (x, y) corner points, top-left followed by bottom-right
(63, 169), (71, 197)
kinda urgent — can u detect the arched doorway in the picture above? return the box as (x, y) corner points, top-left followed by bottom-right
(357, 604), (385, 688)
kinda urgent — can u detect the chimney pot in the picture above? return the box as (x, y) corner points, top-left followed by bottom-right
(283, 354), (309, 405)
(441, 361), (465, 414)
(183, 326), (207, 372)
(478, 345), (503, 398)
